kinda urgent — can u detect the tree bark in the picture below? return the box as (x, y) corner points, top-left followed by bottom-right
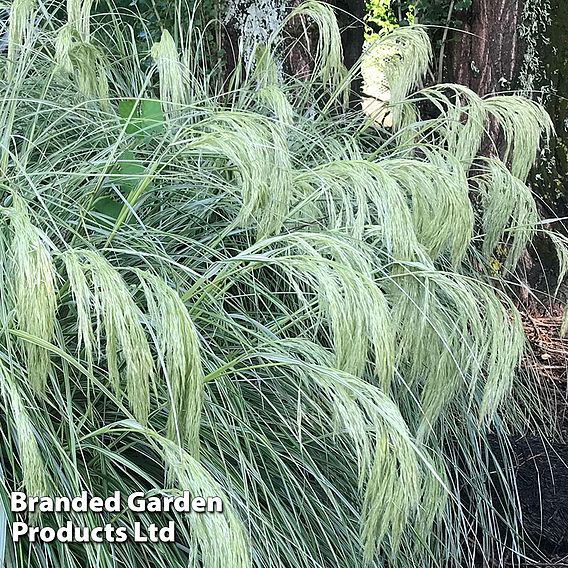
(443, 0), (524, 96)
(440, 0), (565, 293)
(530, 0), (568, 220)
(222, 0), (365, 102)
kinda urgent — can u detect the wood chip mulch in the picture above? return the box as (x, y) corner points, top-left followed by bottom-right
(522, 311), (568, 385)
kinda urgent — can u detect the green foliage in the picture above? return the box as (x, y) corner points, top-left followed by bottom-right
(365, 1), (473, 52)
(366, 0), (398, 37)
(118, 98), (165, 136)
(414, 0), (472, 25)
(371, 0), (472, 28)
(0, 2), (561, 568)
(92, 99), (164, 218)
(365, 0), (415, 39)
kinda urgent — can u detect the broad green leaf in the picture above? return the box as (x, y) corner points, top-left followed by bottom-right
(114, 149), (146, 193)
(117, 98), (165, 137)
(118, 99), (140, 135)
(92, 196), (123, 219)
(91, 151), (149, 219)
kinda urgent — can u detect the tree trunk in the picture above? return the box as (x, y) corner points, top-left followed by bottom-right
(440, 0), (567, 291)
(222, 0), (365, 102)
(443, 0), (525, 96)
(529, 0), (568, 222)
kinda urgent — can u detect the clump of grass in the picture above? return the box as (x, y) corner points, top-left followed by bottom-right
(0, 2), (560, 567)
